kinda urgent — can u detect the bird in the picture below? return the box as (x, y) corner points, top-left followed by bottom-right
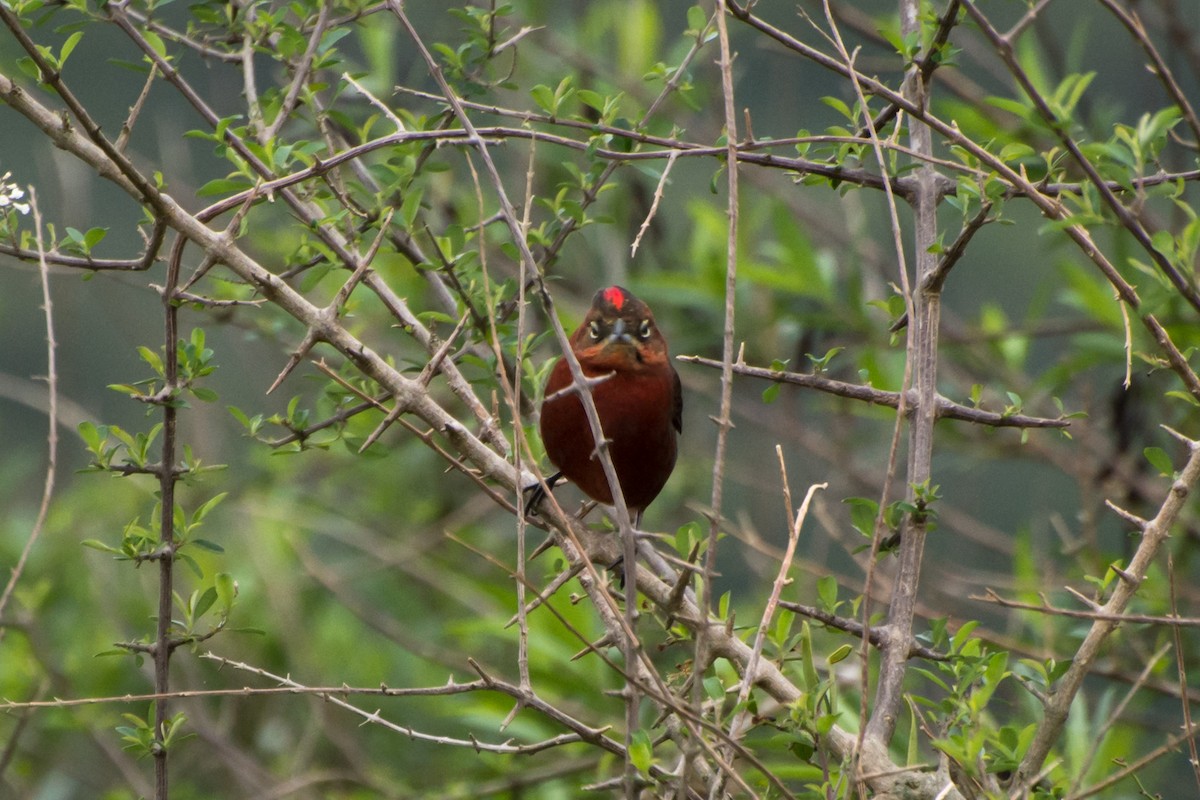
(532, 285), (682, 524)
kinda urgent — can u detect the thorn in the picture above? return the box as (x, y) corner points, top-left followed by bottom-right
(504, 564), (582, 628)
(1064, 585), (1100, 610)
(268, 330), (318, 394)
(360, 403), (404, 453)
(1104, 500), (1147, 530)
(499, 700), (522, 731)
(527, 533), (558, 561)
(466, 657), (492, 684)
(416, 310), (471, 387)
(571, 634), (614, 661)
(663, 543), (700, 627)
(1013, 673), (1049, 706)
(1161, 425), (1198, 449)
(1111, 564), (1140, 586)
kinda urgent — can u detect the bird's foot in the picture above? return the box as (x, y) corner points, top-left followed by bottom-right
(522, 471), (563, 517)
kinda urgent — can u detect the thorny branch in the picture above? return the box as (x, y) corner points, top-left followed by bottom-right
(1014, 428), (1200, 790)
(677, 354), (1070, 429)
(3, 1), (1200, 797)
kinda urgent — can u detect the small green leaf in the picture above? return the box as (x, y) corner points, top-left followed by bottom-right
(817, 575), (839, 610)
(81, 539), (123, 555)
(197, 178), (250, 197)
(59, 31), (84, 66)
(1166, 390), (1200, 407)
(78, 421), (104, 450)
(1143, 446), (1174, 478)
(177, 552), (204, 579)
(190, 386), (218, 402)
(530, 84), (555, 114)
(843, 496), (879, 538)
(628, 729), (653, 774)
(827, 643), (853, 665)
(192, 492), (227, 524)
(137, 346), (164, 376)
(107, 383), (144, 397)
(83, 227), (108, 249)
(399, 187), (423, 229)
(820, 95), (853, 121)
(215, 572), (237, 611)
(193, 586), (218, 620)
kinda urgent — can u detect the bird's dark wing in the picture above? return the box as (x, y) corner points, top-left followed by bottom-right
(672, 367), (683, 434)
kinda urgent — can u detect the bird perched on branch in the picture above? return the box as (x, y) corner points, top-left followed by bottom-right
(533, 285), (682, 523)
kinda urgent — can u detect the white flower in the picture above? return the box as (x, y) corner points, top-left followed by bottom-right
(0, 171), (30, 215)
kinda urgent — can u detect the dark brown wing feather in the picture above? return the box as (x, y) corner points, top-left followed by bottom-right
(671, 366), (683, 434)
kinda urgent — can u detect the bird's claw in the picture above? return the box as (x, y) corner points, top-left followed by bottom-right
(522, 471), (563, 517)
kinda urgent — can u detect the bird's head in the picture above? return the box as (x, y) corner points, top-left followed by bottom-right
(570, 285), (669, 370)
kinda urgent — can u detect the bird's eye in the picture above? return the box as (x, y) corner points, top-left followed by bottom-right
(637, 319), (653, 340)
(587, 320), (602, 340)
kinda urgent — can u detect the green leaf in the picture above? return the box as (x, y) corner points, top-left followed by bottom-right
(191, 492), (228, 525)
(843, 496), (879, 538)
(82, 227), (108, 249)
(78, 421), (104, 450)
(628, 729), (653, 774)
(197, 178), (250, 197)
(177, 552), (204, 580)
(399, 187), (424, 230)
(137, 346), (164, 376)
(81, 539), (123, 555)
(59, 31), (83, 66)
(215, 572), (237, 611)
(193, 586), (218, 620)
(142, 29), (167, 58)
(821, 95), (853, 122)
(576, 89), (605, 111)
(530, 84), (555, 114)
(817, 575), (838, 611)
(798, 622), (818, 688)
(1143, 446), (1174, 478)
(190, 386), (218, 403)
(1166, 390), (1200, 407)
(107, 383), (144, 397)
(827, 643), (853, 665)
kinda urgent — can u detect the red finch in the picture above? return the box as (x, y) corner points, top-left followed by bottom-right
(534, 286), (682, 522)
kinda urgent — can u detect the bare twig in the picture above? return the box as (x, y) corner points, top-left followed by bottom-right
(630, 149), (678, 258)
(694, 5), (743, 798)
(677, 355), (1069, 429)
(728, 475), (825, 744)
(0, 189), (57, 645)
(974, 588), (1200, 626)
(1168, 556), (1200, 792)
(1013, 433), (1200, 789)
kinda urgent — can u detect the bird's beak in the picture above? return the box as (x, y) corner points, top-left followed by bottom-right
(604, 318), (635, 348)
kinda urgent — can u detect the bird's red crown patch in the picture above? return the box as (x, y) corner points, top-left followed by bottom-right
(602, 286), (626, 310)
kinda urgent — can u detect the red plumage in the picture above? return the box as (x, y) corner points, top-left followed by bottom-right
(538, 286), (682, 515)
